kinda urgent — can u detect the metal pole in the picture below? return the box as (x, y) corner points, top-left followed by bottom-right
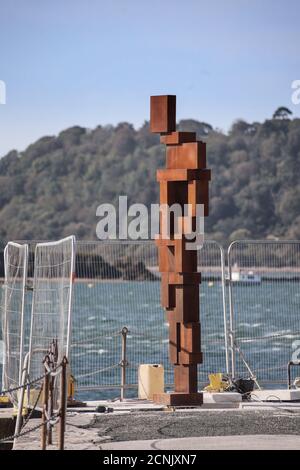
(227, 242), (236, 379)
(47, 341), (56, 445)
(219, 243), (230, 376)
(14, 352), (29, 448)
(287, 361), (300, 389)
(2, 245), (9, 389)
(18, 244), (28, 386)
(41, 358), (50, 451)
(120, 327), (128, 402)
(59, 357), (68, 451)
(66, 236), (76, 359)
(288, 361), (291, 389)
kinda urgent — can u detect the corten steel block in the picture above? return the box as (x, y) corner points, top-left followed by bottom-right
(152, 392), (203, 406)
(156, 238), (197, 272)
(174, 364), (198, 393)
(159, 181), (188, 237)
(168, 318), (180, 364)
(155, 236), (197, 246)
(164, 272), (201, 285)
(158, 245), (175, 272)
(168, 319), (203, 365)
(179, 323), (202, 365)
(179, 351), (203, 365)
(174, 239), (198, 272)
(160, 181), (176, 206)
(166, 142), (206, 170)
(160, 131), (196, 145)
(159, 212), (196, 240)
(180, 322), (201, 353)
(161, 274), (176, 309)
(165, 307), (199, 325)
(188, 180), (209, 217)
(157, 168), (211, 182)
(174, 285), (200, 322)
(150, 95), (176, 133)
(174, 215), (197, 237)
(159, 181), (187, 207)
(151, 94), (209, 406)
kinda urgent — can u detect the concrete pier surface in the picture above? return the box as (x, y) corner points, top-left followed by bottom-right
(100, 435), (300, 450)
(10, 399), (300, 450)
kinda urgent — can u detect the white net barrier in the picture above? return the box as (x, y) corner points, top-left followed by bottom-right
(2, 242), (28, 405)
(70, 240), (227, 399)
(28, 236), (75, 405)
(197, 241), (229, 385)
(71, 241), (163, 394)
(228, 240), (300, 387)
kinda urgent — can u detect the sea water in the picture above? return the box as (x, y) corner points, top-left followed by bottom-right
(1, 280), (300, 401)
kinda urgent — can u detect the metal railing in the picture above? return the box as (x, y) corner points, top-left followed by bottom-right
(0, 345), (68, 450)
(227, 240), (300, 388)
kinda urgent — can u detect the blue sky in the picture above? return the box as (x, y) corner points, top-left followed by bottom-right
(0, 0), (299, 156)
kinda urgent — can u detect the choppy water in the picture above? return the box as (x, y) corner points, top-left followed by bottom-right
(70, 280), (300, 400)
(1, 280), (300, 401)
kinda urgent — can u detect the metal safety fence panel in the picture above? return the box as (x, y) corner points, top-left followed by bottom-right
(28, 236), (75, 407)
(1, 242), (28, 405)
(71, 240), (228, 399)
(228, 240), (300, 388)
(1, 239), (228, 401)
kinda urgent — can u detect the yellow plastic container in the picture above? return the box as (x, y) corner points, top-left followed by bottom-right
(138, 364), (164, 400)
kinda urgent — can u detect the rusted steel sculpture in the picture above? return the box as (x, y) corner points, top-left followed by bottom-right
(150, 95), (211, 405)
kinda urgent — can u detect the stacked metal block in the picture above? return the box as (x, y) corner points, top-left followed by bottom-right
(150, 95), (211, 405)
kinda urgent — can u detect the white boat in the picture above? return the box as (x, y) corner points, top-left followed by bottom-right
(231, 264), (261, 284)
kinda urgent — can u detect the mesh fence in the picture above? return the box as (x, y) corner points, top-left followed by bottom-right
(0, 239), (229, 399)
(70, 240), (228, 398)
(28, 236), (75, 406)
(228, 240), (300, 387)
(1, 242), (28, 405)
(71, 241), (165, 394)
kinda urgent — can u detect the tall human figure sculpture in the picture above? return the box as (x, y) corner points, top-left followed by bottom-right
(150, 95), (211, 405)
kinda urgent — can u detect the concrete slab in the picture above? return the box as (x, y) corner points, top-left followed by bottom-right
(81, 397), (241, 412)
(251, 389), (300, 402)
(85, 399), (165, 411)
(99, 434), (300, 450)
(203, 392), (242, 404)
